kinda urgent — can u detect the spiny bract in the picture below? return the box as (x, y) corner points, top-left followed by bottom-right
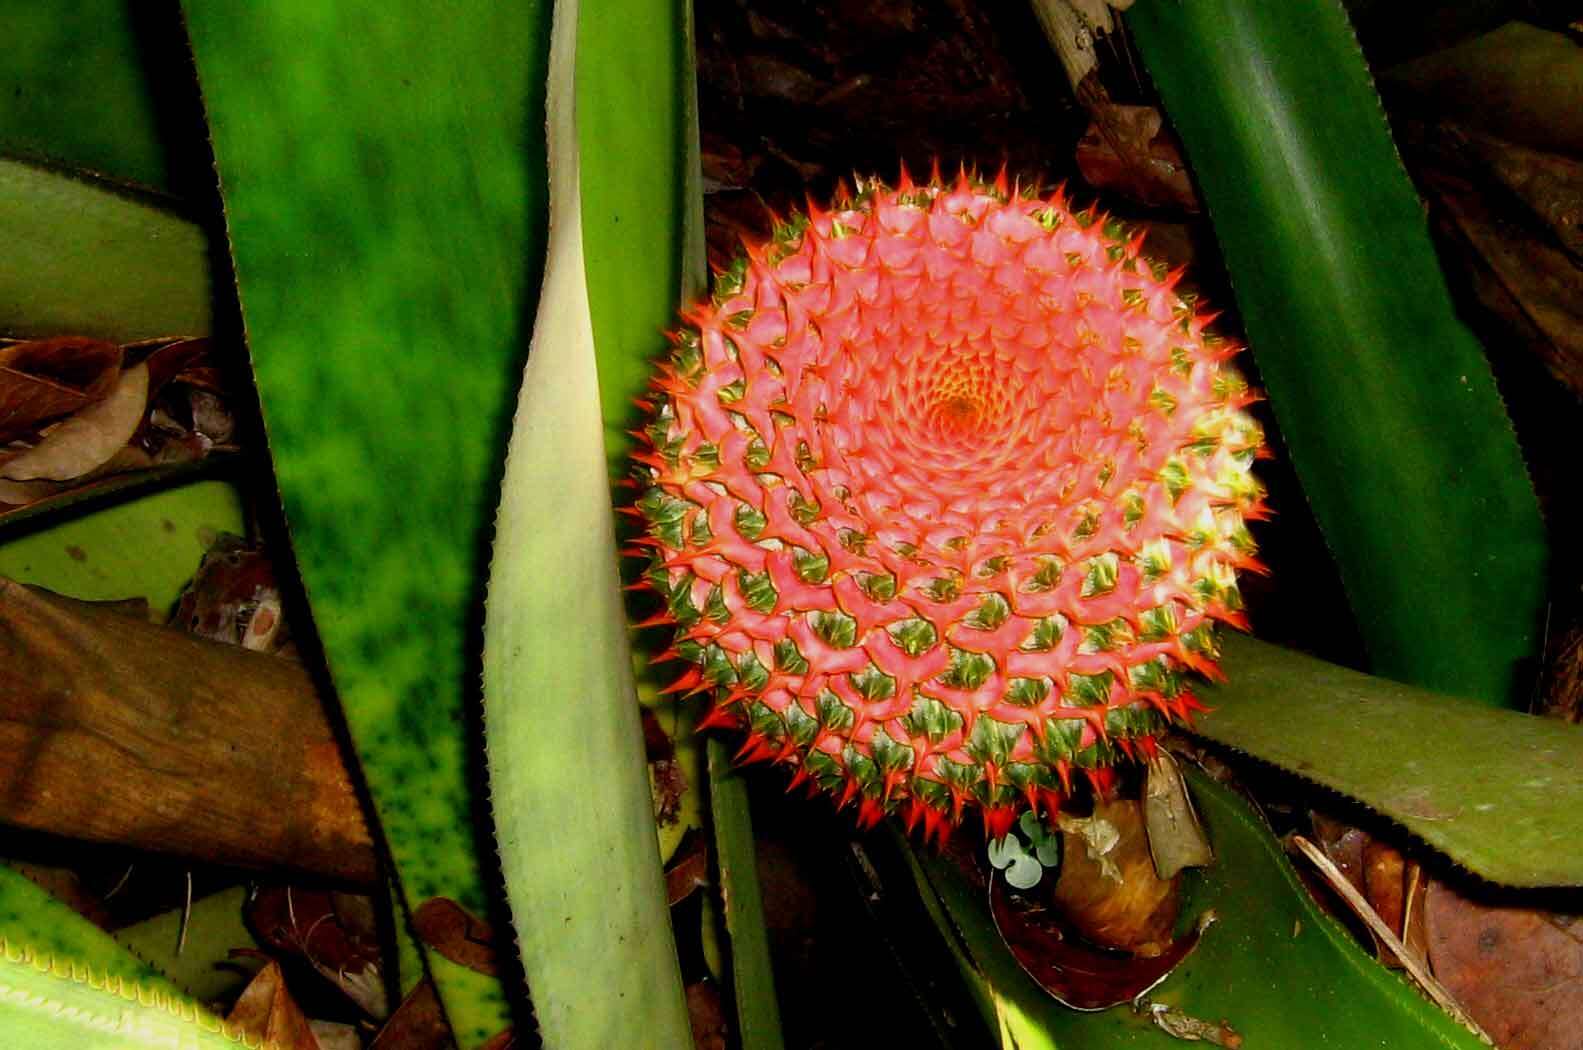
(629, 167), (1267, 843)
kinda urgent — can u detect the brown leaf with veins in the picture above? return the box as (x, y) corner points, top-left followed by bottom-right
(1075, 102), (1199, 212)
(0, 337), (122, 444)
(226, 960), (321, 1050)
(2, 362), (148, 481)
(1425, 878), (1583, 1050)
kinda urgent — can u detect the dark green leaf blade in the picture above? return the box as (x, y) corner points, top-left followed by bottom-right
(1203, 634), (1583, 888)
(184, 3), (552, 1043)
(0, 158), (210, 341)
(1127, 0), (1548, 707)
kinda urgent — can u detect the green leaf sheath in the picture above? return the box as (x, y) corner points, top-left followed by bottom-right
(0, 159), (210, 341)
(481, 0), (692, 1046)
(183, 3), (551, 1044)
(1206, 634), (1583, 888)
(1127, 0), (1548, 706)
(908, 773), (1484, 1050)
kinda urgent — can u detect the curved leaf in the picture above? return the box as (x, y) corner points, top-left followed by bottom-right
(480, 0), (691, 1046)
(574, 0), (784, 1041)
(0, 865), (172, 992)
(906, 772), (1484, 1049)
(1205, 634), (1583, 888)
(183, 3), (553, 1043)
(1126, 0), (1548, 707)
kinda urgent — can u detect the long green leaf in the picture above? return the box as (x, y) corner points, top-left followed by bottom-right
(1205, 634), (1583, 887)
(0, 1), (199, 194)
(0, 158), (210, 341)
(1126, 0), (1548, 707)
(572, 0), (784, 1041)
(183, 3), (552, 1043)
(481, 0), (691, 1045)
(707, 742), (786, 1050)
(907, 773), (1484, 1049)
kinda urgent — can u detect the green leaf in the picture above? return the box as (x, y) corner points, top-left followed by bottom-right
(1205, 634), (1583, 888)
(1127, 0), (1548, 706)
(184, 2), (552, 1042)
(572, 0), (784, 1043)
(0, 2), (192, 193)
(0, 864), (173, 992)
(708, 741), (787, 1050)
(0, 158), (211, 341)
(904, 771), (1485, 1048)
(0, 480), (242, 612)
(0, 865), (259, 1046)
(479, 0), (688, 1034)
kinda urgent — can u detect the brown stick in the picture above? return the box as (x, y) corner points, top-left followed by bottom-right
(0, 578), (377, 886)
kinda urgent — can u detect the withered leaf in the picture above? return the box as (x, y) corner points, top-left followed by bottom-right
(666, 828), (711, 906)
(1144, 750), (1214, 879)
(248, 887), (385, 1019)
(989, 870), (1204, 1011)
(172, 533), (291, 653)
(2, 362), (148, 481)
(226, 959), (321, 1050)
(0, 445), (156, 508)
(0, 337), (122, 443)
(1053, 797), (1180, 955)
(1075, 102), (1199, 212)
(412, 896), (498, 976)
(1456, 129), (1583, 260)
(687, 979), (729, 1050)
(369, 979), (452, 1050)
(1425, 878), (1583, 1050)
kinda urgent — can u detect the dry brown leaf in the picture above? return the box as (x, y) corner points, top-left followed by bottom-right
(226, 960), (321, 1050)
(687, 980), (729, 1050)
(1053, 797), (1180, 955)
(1144, 749), (1214, 879)
(1425, 879), (1583, 1050)
(666, 829), (711, 906)
(412, 896), (498, 977)
(172, 533), (291, 654)
(368, 979), (453, 1050)
(247, 887), (385, 1019)
(1075, 103), (1199, 212)
(306, 1022), (360, 1050)
(1458, 129), (1583, 260)
(0, 337), (122, 443)
(1, 362), (148, 481)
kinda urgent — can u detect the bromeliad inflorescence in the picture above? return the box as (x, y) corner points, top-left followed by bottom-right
(627, 166), (1267, 843)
